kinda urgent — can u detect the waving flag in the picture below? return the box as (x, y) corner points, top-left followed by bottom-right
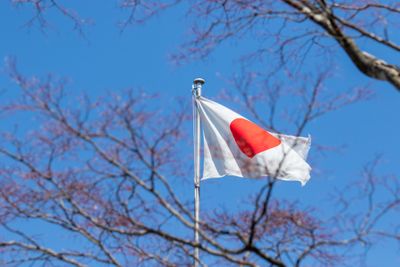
(196, 96), (312, 185)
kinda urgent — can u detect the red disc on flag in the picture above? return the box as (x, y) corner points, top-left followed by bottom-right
(230, 118), (281, 158)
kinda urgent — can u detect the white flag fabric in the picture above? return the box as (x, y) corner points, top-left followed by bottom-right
(196, 96), (312, 186)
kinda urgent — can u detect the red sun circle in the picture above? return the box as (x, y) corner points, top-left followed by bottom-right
(230, 118), (281, 158)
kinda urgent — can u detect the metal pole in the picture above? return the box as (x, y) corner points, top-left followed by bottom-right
(192, 77), (204, 267)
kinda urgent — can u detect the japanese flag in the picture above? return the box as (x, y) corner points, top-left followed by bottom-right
(196, 97), (312, 186)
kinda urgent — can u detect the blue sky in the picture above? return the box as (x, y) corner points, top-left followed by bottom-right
(1, 1), (399, 266)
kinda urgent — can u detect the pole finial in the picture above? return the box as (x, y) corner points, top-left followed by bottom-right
(192, 78), (205, 98)
(193, 78), (205, 85)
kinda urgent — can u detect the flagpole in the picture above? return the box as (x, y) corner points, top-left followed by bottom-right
(192, 77), (204, 267)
